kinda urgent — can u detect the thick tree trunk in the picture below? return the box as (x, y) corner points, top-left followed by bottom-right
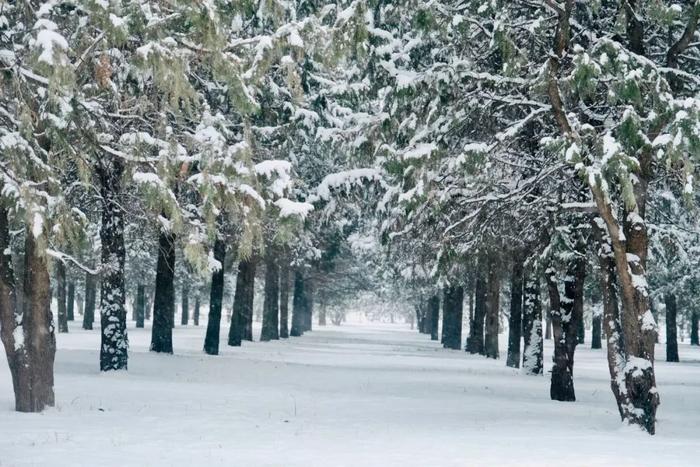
(0, 210), (56, 412)
(181, 284), (189, 326)
(98, 160), (128, 370)
(302, 277), (313, 333)
(150, 229), (176, 354)
(82, 271), (96, 330)
(204, 239), (225, 355)
(428, 295), (439, 341)
(228, 257), (256, 346)
(591, 311), (602, 349)
(577, 315), (585, 344)
(260, 249), (280, 341)
(484, 259), (500, 359)
(545, 314), (551, 340)
(67, 282), (75, 321)
(467, 261), (487, 354)
(318, 305), (327, 326)
(506, 258), (523, 368)
(290, 271), (305, 337)
(522, 274), (543, 375)
(279, 262), (289, 338)
(442, 285), (463, 350)
(56, 261), (68, 333)
(665, 293), (679, 363)
(691, 311), (699, 346)
(135, 284), (145, 328)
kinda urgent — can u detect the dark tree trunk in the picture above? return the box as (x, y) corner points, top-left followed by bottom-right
(204, 239), (225, 355)
(442, 285), (463, 350)
(591, 311), (602, 349)
(302, 277), (313, 333)
(193, 295), (200, 326)
(522, 274), (543, 375)
(83, 271), (96, 330)
(260, 249), (280, 341)
(0, 208), (57, 412)
(67, 282), (75, 321)
(484, 258), (500, 359)
(545, 314), (552, 340)
(577, 316), (585, 343)
(467, 261), (487, 354)
(290, 271), (305, 337)
(423, 301), (432, 336)
(56, 261), (68, 333)
(98, 159), (128, 370)
(506, 258), (524, 368)
(279, 262), (289, 338)
(428, 295), (439, 341)
(150, 229), (176, 354)
(318, 306), (327, 326)
(228, 257), (256, 346)
(181, 284), (189, 326)
(691, 311), (699, 346)
(135, 284), (145, 328)
(665, 293), (679, 362)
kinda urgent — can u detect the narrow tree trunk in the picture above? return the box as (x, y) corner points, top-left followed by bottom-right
(98, 159), (128, 370)
(545, 314), (551, 340)
(56, 261), (68, 333)
(442, 285), (463, 350)
(150, 229), (175, 354)
(290, 271), (305, 337)
(484, 258), (500, 359)
(135, 284), (145, 328)
(193, 295), (200, 326)
(302, 277), (313, 332)
(691, 311), (699, 346)
(428, 295), (439, 341)
(279, 262), (289, 338)
(665, 293), (679, 363)
(204, 238), (225, 355)
(228, 257), (256, 346)
(318, 307), (327, 326)
(260, 249), (280, 341)
(506, 258), (524, 368)
(522, 274), (543, 375)
(0, 209), (56, 412)
(83, 271), (96, 330)
(591, 310), (602, 349)
(467, 261), (487, 354)
(181, 283), (189, 326)
(67, 282), (75, 321)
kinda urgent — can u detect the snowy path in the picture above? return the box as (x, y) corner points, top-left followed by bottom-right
(1, 322), (699, 466)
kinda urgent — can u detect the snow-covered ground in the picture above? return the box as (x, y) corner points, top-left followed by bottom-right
(1, 321), (699, 466)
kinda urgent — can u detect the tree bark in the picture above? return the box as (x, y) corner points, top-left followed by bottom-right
(691, 311), (699, 346)
(665, 293), (679, 363)
(0, 209), (56, 412)
(302, 277), (313, 333)
(591, 310), (602, 349)
(135, 284), (145, 329)
(506, 258), (523, 368)
(56, 261), (68, 333)
(260, 249), (280, 341)
(467, 260), (487, 354)
(522, 274), (543, 375)
(193, 295), (200, 326)
(67, 282), (75, 321)
(150, 229), (176, 354)
(181, 283), (189, 326)
(204, 238), (225, 355)
(484, 259), (500, 359)
(279, 261), (289, 338)
(428, 295), (439, 341)
(545, 314), (552, 340)
(442, 285), (463, 350)
(82, 271), (96, 330)
(577, 314), (585, 344)
(98, 159), (128, 370)
(228, 257), (256, 346)
(290, 271), (305, 337)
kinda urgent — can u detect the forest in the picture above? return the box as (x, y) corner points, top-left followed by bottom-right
(1, 0), (700, 463)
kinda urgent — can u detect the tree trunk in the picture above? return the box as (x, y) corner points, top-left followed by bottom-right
(665, 293), (679, 363)
(290, 271), (305, 337)
(545, 314), (551, 340)
(204, 238), (225, 355)
(484, 258), (500, 359)
(260, 249), (280, 341)
(691, 311), (699, 346)
(83, 271), (96, 330)
(591, 311), (602, 349)
(442, 285), (463, 350)
(181, 283), (189, 326)
(428, 295), (439, 341)
(318, 306), (327, 326)
(67, 282), (75, 321)
(135, 284), (145, 329)
(193, 295), (200, 326)
(467, 261), (487, 354)
(522, 274), (543, 375)
(577, 315), (585, 344)
(279, 262), (289, 338)
(302, 277), (313, 333)
(0, 210), (56, 412)
(506, 258), (524, 368)
(98, 159), (128, 370)
(228, 257), (256, 346)
(150, 229), (176, 354)
(56, 261), (68, 333)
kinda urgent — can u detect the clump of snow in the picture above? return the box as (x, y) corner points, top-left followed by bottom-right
(34, 28), (68, 65)
(314, 168), (382, 201)
(273, 198), (313, 219)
